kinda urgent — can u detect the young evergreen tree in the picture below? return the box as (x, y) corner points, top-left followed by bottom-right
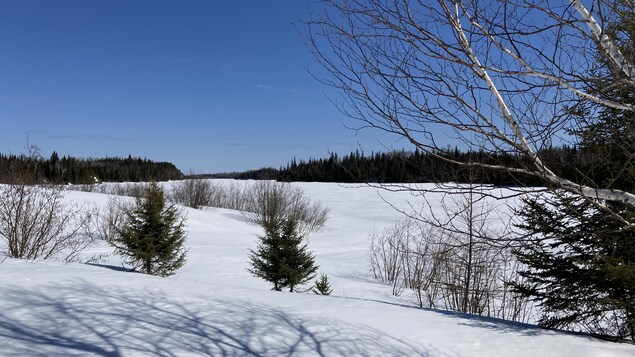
(112, 182), (188, 277)
(248, 221), (288, 291)
(313, 273), (333, 295)
(248, 218), (318, 292)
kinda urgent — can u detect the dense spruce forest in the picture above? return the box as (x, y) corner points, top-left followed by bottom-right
(213, 146), (593, 187)
(0, 146), (601, 187)
(0, 151), (183, 184)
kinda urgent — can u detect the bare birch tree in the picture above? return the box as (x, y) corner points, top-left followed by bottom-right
(307, 0), (635, 222)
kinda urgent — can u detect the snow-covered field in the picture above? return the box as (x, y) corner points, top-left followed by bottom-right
(1, 180), (633, 356)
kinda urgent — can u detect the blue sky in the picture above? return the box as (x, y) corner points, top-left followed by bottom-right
(0, 0), (394, 173)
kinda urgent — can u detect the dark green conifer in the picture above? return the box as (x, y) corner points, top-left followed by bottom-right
(514, 193), (635, 339)
(248, 218), (318, 292)
(112, 182), (188, 277)
(313, 273), (333, 295)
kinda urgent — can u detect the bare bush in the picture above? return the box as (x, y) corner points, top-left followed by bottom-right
(214, 181), (248, 211)
(169, 179), (222, 209)
(71, 184), (96, 193)
(67, 180), (329, 236)
(67, 182), (148, 198)
(111, 183), (148, 198)
(370, 219), (446, 302)
(370, 211), (533, 322)
(0, 184), (94, 262)
(90, 195), (134, 244)
(370, 221), (408, 296)
(242, 181), (329, 234)
(401, 224), (447, 309)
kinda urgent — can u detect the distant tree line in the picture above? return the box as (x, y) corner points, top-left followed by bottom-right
(218, 146), (598, 187)
(0, 151), (183, 184)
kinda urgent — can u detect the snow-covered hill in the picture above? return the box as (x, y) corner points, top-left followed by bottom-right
(1, 181), (633, 356)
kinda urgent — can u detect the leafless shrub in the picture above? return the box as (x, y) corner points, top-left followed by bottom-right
(370, 221), (408, 296)
(67, 182), (148, 198)
(214, 181), (248, 211)
(0, 184), (94, 262)
(72, 184), (96, 193)
(370, 210), (533, 322)
(498, 257), (536, 323)
(370, 219), (447, 302)
(169, 179), (222, 209)
(108, 183), (149, 198)
(435, 232), (504, 315)
(242, 181), (329, 234)
(415, 186), (532, 318)
(90, 196), (134, 244)
(67, 180), (329, 236)
(401, 224), (448, 309)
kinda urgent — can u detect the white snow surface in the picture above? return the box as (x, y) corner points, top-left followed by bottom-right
(1, 180), (634, 356)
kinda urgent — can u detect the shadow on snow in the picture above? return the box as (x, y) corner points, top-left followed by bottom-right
(0, 281), (430, 356)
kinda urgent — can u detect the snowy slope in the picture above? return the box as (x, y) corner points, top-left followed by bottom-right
(1, 181), (634, 356)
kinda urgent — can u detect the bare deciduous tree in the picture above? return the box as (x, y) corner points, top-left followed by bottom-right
(307, 0), (635, 221)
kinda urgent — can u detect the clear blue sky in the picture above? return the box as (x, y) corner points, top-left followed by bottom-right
(0, 0), (392, 173)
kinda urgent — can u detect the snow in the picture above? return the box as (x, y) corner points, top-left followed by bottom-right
(1, 180), (633, 356)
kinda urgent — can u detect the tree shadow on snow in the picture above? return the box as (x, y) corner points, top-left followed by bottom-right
(332, 295), (547, 338)
(0, 281), (431, 356)
(221, 212), (255, 225)
(84, 262), (135, 273)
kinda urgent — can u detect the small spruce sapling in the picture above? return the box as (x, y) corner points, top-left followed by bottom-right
(313, 273), (333, 295)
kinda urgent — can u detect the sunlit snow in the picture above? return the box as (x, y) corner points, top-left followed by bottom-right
(1, 180), (633, 356)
